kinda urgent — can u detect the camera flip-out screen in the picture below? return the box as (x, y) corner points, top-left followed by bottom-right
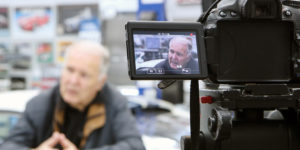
(126, 21), (207, 80)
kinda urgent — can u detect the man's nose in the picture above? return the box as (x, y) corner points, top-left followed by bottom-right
(171, 53), (179, 60)
(69, 73), (80, 84)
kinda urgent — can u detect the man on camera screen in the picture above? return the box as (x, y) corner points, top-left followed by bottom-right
(134, 33), (200, 75)
(154, 36), (199, 74)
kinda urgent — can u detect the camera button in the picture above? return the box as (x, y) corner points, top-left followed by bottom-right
(283, 10), (292, 17)
(230, 11), (237, 17)
(219, 11), (227, 17)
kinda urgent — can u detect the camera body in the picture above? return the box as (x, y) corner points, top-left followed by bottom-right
(203, 0), (300, 84)
(125, 0), (300, 150)
(126, 0), (300, 84)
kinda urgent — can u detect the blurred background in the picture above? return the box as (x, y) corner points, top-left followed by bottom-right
(0, 0), (204, 149)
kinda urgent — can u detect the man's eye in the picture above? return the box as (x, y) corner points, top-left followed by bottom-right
(67, 67), (74, 73)
(176, 52), (183, 57)
(170, 49), (174, 53)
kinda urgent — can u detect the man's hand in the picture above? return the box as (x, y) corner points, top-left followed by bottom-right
(31, 132), (78, 150)
(58, 134), (78, 150)
(31, 132), (61, 150)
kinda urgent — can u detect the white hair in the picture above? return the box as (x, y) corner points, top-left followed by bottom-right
(64, 40), (110, 79)
(169, 36), (193, 55)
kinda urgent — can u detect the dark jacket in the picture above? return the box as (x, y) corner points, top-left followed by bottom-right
(154, 58), (200, 74)
(0, 83), (145, 150)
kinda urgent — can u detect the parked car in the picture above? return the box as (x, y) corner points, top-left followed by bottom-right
(0, 90), (39, 144)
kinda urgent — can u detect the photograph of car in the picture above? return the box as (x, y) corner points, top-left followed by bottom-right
(17, 14), (49, 31)
(12, 7), (55, 37)
(57, 5), (99, 35)
(16, 7), (50, 31)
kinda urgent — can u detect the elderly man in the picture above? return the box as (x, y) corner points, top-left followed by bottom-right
(0, 41), (145, 150)
(154, 36), (199, 74)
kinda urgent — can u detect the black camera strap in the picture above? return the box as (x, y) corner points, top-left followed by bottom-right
(198, 0), (221, 23)
(190, 80), (200, 150)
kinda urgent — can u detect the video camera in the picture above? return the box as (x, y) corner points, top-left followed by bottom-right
(125, 0), (300, 150)
(125, 21), (208, 80)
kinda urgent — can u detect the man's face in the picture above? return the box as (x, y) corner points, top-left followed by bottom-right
(59, 49), (106, 111)
(168, 41), (190, 69)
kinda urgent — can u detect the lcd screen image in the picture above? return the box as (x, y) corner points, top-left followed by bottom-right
(133, 31), (200, 75)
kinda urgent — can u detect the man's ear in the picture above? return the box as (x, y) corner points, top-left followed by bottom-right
(97, 74), (107, 91)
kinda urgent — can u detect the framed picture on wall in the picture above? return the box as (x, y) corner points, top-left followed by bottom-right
(11, 42), (33, 70)
(31, 63), (60, 90)
(57, 5), (100, 36)
(0, 42), (10, 64)
(0, 7), (9, 36)
(12, 7), (55, 37)
(56, 40), (73, 63)
(36, 42), (54, 64)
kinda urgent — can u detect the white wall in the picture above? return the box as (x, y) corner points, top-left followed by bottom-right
(0, 0), (98, 6)
(166, 0), (202, 21)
